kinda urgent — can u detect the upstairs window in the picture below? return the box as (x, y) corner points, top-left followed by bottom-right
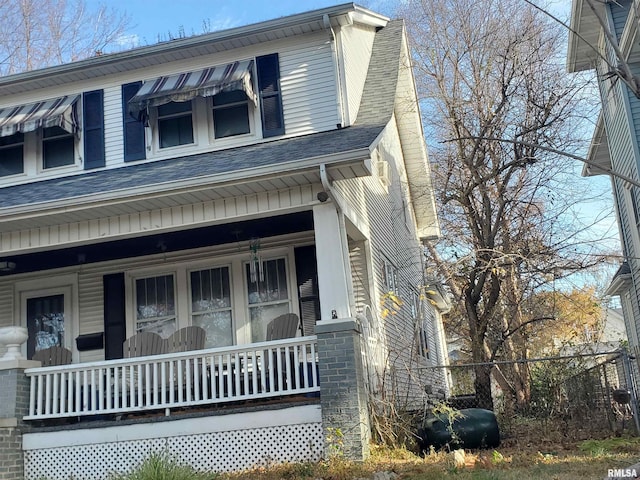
(43, 126), (75, 169)
(0, 95), (79, 175)
(213, 90), (250, 138)
(0, 133), (24, 177)
(157, 101), (194, 148)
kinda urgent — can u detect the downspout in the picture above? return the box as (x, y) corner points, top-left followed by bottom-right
(323, 13), (347, 128)
(320, 163), (356, 317)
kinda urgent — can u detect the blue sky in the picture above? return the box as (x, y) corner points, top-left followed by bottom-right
(102, 1), (392, 48)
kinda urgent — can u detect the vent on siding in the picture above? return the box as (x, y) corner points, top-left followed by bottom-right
(376, 160), (391, 187)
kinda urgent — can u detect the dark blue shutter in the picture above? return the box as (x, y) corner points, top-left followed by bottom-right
(82, 90), (105, 169)
(294, 245), (320, 336)
(256, 53), (285, 137)
(103, 273), (126, 360)
(122, 82), (146, 162)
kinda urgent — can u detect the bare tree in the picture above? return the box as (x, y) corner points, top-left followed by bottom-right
(399, 0), (614, 410)
(0, 0), (129, 75)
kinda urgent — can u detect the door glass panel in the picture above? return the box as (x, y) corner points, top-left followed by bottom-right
(26, 294), (65, 359)
(191, 266), (233, 347)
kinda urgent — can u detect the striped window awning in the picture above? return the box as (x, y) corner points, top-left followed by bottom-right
(128, 59), (257, 120)
(0, 95), (79, 138)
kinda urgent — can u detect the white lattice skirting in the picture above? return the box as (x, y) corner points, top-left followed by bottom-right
(23, 404), (323, 480)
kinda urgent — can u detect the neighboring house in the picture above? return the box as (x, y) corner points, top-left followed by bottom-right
(0, 4), (446, 479)
(568, 2), (640, 370)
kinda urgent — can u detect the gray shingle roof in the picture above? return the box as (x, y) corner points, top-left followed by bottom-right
(0, 20), (404, 210)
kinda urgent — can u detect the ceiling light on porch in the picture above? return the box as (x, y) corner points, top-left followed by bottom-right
(0, 261), (16, 272)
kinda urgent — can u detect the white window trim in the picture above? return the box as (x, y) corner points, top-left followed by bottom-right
(14, 273), (79, 360)
(150, 99), (198, 154)
(207, 94), (259, 146)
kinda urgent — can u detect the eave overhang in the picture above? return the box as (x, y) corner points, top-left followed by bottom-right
(605, 262), (632, 296)
(582, 112), (611, 177)
(0, 3), (388, 97)
(0, 126), (381, 236)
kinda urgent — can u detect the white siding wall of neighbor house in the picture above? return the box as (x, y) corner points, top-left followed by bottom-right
(0, 32), (339, 186)
(595, 9), (640, 355)
(338, 23), (377, 126)
(334, 116), (446, 408)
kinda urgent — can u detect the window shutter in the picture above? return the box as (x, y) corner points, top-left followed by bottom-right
(294, 245), (320, 336)
(122, 82), (146, 162)
(256, 53), (285, 137)
(82, 90), (105, 169)
(103, 273), (126, 360)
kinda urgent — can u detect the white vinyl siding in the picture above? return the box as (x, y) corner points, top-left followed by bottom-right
(279, 37), (338, 135)
(333, 117), (446, 408)
(104, 85), (124, 167)
(339, 23), (376, 125)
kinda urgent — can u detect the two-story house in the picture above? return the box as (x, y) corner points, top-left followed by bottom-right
(0, 4), (446, 479)
(568, 1), (640, 385)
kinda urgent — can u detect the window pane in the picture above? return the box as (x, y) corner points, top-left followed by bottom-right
(43, 136), (74, 169)
(158, 101), (191, 116)
(159, 115), (193, 148)
(214, 104), (249, 138)
(193, 311), (233, 347)
(0, 145), (23, 176)
(247, 258), (288, 304)
(191, 267), (232, 347)
(26, 294), (65, 359)
(136, 275), (176, 337)
(250, 303), (290, 343)
(213, 90), (247, 106)
(0, 132), (23, 147)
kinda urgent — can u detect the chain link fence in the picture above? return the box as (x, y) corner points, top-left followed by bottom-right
(425, 349), (640, 447)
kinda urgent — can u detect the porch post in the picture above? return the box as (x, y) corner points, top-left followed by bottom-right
(312, 203), (351, 320)
(315, 320), (371, 460)
(0, 359), (39, 480)
(313, 204), (370, 460)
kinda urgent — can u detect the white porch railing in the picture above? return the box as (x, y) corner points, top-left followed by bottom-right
(24, 336), (319, 421)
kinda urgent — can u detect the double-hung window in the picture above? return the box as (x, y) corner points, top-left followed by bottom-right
(135, 274), (177, 337)
(246, 258), (291, 342)
(212, 90), (250, 138)
(0, 133), (24, 177)
(157, 101), (194, 148)
(43, 126), (75, 169)
(190, 266), (233, 348)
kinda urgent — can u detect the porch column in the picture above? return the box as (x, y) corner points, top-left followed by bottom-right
(0, 359), (39, 480)
(313, 203), (351, 320)
(316, 319), (371, 460)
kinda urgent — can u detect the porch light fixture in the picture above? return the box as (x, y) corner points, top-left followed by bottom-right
(0, 261), (15, 272)
(249, 238), (264, 284)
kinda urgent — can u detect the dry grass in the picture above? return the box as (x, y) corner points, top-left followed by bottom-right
(216, 438), (640, 480)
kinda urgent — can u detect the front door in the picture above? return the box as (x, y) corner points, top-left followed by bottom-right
(26, 294), (66, 359)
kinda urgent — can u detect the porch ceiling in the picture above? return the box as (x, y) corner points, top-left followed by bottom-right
(0, 211), (314, 276)
(0, 125), (379, 233)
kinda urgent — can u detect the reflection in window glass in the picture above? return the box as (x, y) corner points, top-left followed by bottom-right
(191, 266), (233, 347)
(246, 258), (290, 342)
(43, 126), (74, 169)
(0, 133), (23, 177)
(213, 90), (250, 138)
(135, 274), (176, 338)
(158, 101), (194, 148)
